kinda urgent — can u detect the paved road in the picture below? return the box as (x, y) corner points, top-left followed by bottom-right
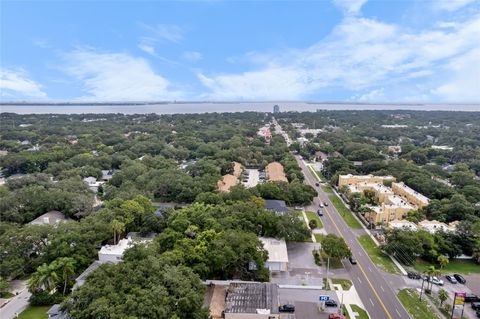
(297, 157), (411, 319)
(0, 289), (31, 319)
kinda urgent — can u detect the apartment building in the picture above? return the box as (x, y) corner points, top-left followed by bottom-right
(391, 182), (430, 208)
(338, 174), (396, 187)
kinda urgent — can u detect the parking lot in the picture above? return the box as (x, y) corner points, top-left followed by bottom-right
(279, 287), (343, 319)
(241, 169), (263, 188)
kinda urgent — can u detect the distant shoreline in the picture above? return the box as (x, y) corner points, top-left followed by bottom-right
(1, 101), (479, 114)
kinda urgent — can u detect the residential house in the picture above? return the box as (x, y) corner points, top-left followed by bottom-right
(264, 200), (289, 215)
(29, 211), (69, 226)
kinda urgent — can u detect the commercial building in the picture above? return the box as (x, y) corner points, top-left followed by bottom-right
(224, 282), (280, 318)
(259, 237), (288, 272)
(273, 105), (280, 113)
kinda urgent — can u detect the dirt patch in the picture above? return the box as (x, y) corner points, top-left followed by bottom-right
(266, 162), (288, 182)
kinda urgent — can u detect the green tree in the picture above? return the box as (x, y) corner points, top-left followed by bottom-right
(437, 255), (449, 269)
(321, 234), (351, 259)
(51, 257), (76, 295)
(438, 288), (448, 306)
(28, 263), (59, 293)
(309, 219), (318, 229)
(111, 219), (125, 245)
(0, 278), (9, 298)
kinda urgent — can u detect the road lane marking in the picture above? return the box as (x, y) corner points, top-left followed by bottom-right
(357, 277), (362, 284)
(368, 266), (373, 272)
(396, 308), (401, 316)
(324, 206), (394, 319)
(369, 298), (374, 306)
(380, 285), (385, 292)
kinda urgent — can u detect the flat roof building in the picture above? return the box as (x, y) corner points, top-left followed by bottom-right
(224, 282), (279, 318)
(264, 200), (288, 215)
(259, 237), (288, 272)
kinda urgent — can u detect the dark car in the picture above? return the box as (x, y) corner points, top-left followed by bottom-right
(317, 209), (323, 217)
(325, 300), (338, 307)
(476, 309), (480, 318)
(323, 202), (329, 207)
(349, 256), (357, 265)
(407, 272), (421, 280)
(445, 275), (457, 284)
(279, 304), (295, 312)
(454, 274), (466, 284)
(466, 294), (480, 302)
(315, 182), (320, 187)
(472, 302), (480, 311)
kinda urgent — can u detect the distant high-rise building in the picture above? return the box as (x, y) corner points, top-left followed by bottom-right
(273, 105), (280, 113)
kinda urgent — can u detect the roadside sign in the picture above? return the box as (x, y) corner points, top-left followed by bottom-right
(319, 295), (330, 301)
(452, 292), (466, 319)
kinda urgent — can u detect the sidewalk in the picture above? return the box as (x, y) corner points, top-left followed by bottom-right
(329, 278), (370, 319)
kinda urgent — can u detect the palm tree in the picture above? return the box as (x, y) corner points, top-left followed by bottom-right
(438, 288), (449, 306)
(425, 265), (440, 291)
(28, 263), (59, 293)
(111, 219), (125, 245)
(437, 255), (449, 270)
(51, 257), (76, 295)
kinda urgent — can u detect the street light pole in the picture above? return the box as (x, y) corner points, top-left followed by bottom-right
(419, 276), (426, 301)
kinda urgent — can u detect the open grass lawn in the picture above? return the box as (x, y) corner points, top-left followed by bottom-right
(314, 233), (325, 243)
(305, 211), (324, 229)
(357, 235), (399, 274)
(328, 195), (362, 229)
(350, 304), (370, 319)
(413, 258), (480, 274)
(18, 306), (50, 319)
(331, 278), (353, 290)
(321, 184), (334, 193)
(307, 165), (325, 181)
(397, 289), (440, 319)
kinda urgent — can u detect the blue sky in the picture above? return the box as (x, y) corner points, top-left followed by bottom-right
(1, 0), (479, 102)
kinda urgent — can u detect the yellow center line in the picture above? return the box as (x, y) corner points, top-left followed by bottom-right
(324, 205), (394, 319)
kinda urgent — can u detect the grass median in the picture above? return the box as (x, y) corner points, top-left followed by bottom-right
(397, 289), (439, 319)
(358, 235), (399, 274)
(331, 278), (352, 290)
(305, 211), (324, 229)
(350, 305), (370, 319)
(328, 195), (362, 229)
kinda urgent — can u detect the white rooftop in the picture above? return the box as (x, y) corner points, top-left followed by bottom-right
(259, 237), (288, 263)
(393, 182), (429, 203)
(99, 238), (133, 256)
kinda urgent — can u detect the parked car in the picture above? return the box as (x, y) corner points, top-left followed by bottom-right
(454, 274), (466, 284)
(407, 272), (421, 280)
(445, 275), (457, 284)
(466, 293), (480, 302)
(329, 314), (346, 319)
(476, 309), (480, 318)
(317, 209), (323, 217)
(294, 206), (304, 211)
(472, 302), (480, 311)
(279, 304), (295, 312)
(325, 300), (338, 307)
(323, 202), (329, 207)
(429, 276), (444, 286)
(349, 256), (357, 265)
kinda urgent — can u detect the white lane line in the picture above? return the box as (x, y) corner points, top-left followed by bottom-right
(395, 308), (401, 316)
(358, 277), (362, 284)
(368, 266), (373, 272)
(380, 285), (385, 292)
(369, 298), (374, 307)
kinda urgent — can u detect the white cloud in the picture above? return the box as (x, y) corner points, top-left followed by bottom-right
(434, 0), (478, 11)
(63, 49), (182, 101)
(0, 68), (47, 99)
(139, 23), (184, 43)
(333, 0), (368, 15)
(199, 12), (480, 101)
(138, 42), (156, 56)
(182, 51), (202, 62)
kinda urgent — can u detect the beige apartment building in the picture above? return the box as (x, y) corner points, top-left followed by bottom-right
(339, 174), (429, 225)
(338, 174), (396, 187)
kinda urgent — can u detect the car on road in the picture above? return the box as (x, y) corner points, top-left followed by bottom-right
(407, 272), (421, 280)
(445, 275), (457, 284)
(315, 182), (320, 186)
(476, 309), (480, 318)
(325, 300), (338, 307)
(319, 203), (324, 208)
(466, 293), (480, 302)
(294, 206), (304, 211)
(349, 256), (357, 264)
(429, 276), (444, 286)
(454, 274), (466, 284)
(279, 304), (295, 312)
(317, 209), (323, 217)
(323, 202), (329, 207)
(472, 302), (480, 311)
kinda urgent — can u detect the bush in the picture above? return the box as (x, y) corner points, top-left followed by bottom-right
(309, 219), (318, 229)
(312, 249), (322, 266)
(29, 291), (63, 306)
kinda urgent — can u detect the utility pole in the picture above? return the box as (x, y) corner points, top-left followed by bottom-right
(326, 257), (330, 289)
